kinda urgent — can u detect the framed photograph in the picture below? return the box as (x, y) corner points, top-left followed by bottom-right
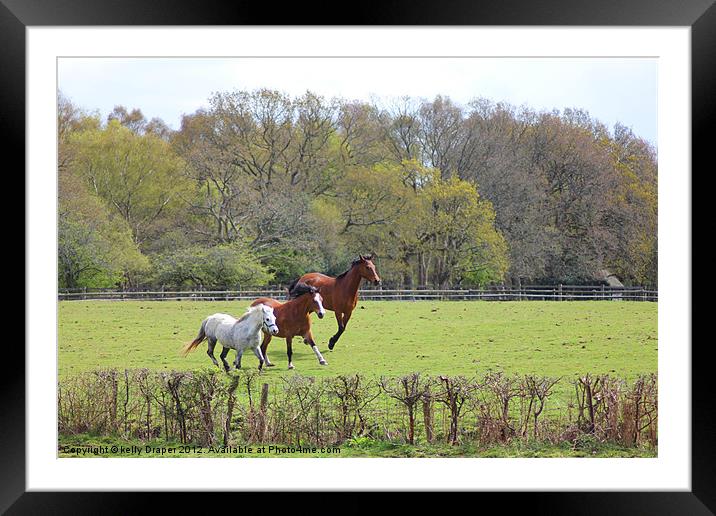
(8, 0), (709, 512)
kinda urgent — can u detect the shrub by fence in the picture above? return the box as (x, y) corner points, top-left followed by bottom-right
(58, 369), (657, 450)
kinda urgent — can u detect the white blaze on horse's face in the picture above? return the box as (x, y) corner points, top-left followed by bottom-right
(314, 293), (326, 319)
(262, 306), (279, 335)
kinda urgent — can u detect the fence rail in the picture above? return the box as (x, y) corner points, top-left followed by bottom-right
(58, 285), (657, 302)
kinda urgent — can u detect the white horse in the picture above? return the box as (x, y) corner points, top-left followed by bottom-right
(182, 304), (279, 372)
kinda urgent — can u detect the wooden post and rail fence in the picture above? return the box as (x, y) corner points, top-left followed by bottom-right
(58, 284), (658, 302)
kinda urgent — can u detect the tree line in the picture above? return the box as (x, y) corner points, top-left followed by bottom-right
(58, 89), (657, 290)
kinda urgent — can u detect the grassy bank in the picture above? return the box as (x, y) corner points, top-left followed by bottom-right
(58, 433), (656, 458)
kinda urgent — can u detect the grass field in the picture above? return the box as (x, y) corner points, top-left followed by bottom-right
(59, 299), (657, 382)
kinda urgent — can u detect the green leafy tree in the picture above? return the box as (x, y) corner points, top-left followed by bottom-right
(334, 161), (409, 234)
(58, 92), (101, 173)
(601, 123), (658, 286)
(408, 176), (508, 287)
(59, 166), (149, 288)
(68, 120), (190, 247)
(329, 160), (507, 287)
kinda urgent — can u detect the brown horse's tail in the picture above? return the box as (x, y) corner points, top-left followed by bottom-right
(181, 319), (207, 356)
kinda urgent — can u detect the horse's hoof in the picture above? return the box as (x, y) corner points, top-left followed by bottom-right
(328, 342), (335, 351)
(288, 364), (295, 370)
(320, 360), (328, 366)
(266, 362), (275, 367)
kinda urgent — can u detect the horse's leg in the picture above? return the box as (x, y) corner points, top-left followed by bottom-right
(252, 346), (265, 372)
(261, 333), (275, 367)
(286, 337), (295, 370)
(342, 311), (353, 333)
(219, 347), (230, 372)
(234, 348), (244, 370)
(206, 338), (220, 368)
(305, 331), (327, 366)
(329, 310), (353, 350)
(328, 311), (346, 350)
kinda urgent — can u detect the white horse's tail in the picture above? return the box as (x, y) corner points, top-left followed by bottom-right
(182, 318), (207, 356)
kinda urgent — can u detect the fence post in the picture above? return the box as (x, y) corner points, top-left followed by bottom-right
(422, 385), (433, 444)
(259, 383), (269, 442)
(224, 375), (239, 447)
(558, 284), (563, 301)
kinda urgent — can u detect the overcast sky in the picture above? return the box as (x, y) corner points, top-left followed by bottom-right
(58, 57), (657, 145)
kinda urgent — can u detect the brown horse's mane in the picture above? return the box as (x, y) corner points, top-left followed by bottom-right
(335, 258), (363, 280)
(288, 282), (319, 299)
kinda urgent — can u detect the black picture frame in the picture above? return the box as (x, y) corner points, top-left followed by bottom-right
(5, 0), (708, 512)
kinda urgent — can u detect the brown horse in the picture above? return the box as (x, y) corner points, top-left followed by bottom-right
(289, 254), (381, 350)
(250, 282), (328, 369)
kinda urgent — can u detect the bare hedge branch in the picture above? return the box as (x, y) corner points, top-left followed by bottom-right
(58, 369), (657, 449)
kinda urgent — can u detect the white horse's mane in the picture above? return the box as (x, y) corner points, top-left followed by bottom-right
(235, 303), (266, 324)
